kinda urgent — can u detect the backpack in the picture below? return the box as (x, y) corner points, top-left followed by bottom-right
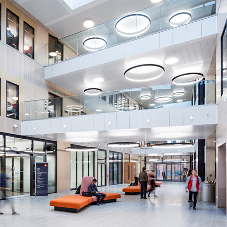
(75, 185), (81, 194)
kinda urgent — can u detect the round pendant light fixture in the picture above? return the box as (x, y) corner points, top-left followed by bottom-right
(84, 88), (102, 96)
(66, 105), (83, 113)
(152, 143), (193, 149)
(108, 142), (139, 148)
(172, 73), (204, 86)
(169, 12), (192, 27)
(24, 46), (29, 51)
(124, 64), (165, 82)
(140, 94), (151, 100)
(165, 57), (179, 65)
(83, 19), (94, 28)
(65, 146), (98, 152)
(115, 13), (151, 36)
(173, 91), (184, 97)
(83, 37), (107, 52)
(49, 52), (57, 57)
(155, 96), (172, 103)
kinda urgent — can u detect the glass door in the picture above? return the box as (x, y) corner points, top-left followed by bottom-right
(166, 164), (172, 180)
(5, 154), (30, 197)
(97, 163), (106, 186)
(172, 164), (183, 181)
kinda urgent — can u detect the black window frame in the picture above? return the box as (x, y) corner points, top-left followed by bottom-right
(6, 81), (19, 120)
(6, 9), (19, 50)
(23, 21), (34, 59)
(221, 19), (227, 97)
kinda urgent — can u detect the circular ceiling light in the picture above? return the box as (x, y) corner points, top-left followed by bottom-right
(93, 78), (104, 83)
(65, 146), (98, 152)
(173, 91), (184, 97)
(165, 57), (179, 65)
(169, 12), (192, 27)
(83, 19), (94, 28)
(49, 52), (57, 57)
(172, 73), (204, 86)
(152, 143), (193, 149)
(84, 88), (102, 96)
(66, 105), (83, 113)
(108, 142), (139, 148)
(115, 13), (151, 36)
(155, 96), (172, 103)
(124, 64), (165, 82)
(140, 94), (151, 100)
(151, 0), (163, 3)
(83, 37), (107, 52)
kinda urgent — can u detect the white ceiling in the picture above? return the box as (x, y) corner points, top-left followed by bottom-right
(47, 36), (216, 96)
(30, 124), (216, 147)
(13, 0), (212, 38)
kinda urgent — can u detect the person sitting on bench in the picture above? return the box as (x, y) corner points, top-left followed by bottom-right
(88, 179), (106, 206)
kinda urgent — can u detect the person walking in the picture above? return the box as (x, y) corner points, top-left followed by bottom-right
(139, 166), (148, 199)
(148, 170), (157, 198)
(0, 167), (19, 215)
(185, 169), (203, 210)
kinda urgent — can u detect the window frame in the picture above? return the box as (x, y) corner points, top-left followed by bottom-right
(221, 19), (227, 97)
(6, 81), (19, 120)
(23, 21), (34, 59)
(6, 9), (19, 50)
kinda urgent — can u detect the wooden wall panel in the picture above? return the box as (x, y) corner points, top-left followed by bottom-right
(57, 141), (71, 192)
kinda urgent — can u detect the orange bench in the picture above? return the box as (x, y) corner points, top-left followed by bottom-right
(122, 181), (162, 195)
(50, 177), (121, 213)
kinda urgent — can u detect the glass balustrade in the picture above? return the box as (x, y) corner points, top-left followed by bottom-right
(47, 0), (216, 65)
(22, 79), (216, 121)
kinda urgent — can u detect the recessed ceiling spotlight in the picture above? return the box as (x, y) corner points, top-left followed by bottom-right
(65, 146), (98, 152)
(169, 12), (192, 27)
(124, 64), (165, 82)
(96, 109), (102, 112)
(150, 103), (155, 106)
(83, 37), (107, 52)
(155, 96), (172, 103)
(12, 97), (18, 101)
(177, 99), (183, 102)
(152, 143), (193, 149)
(115, 13), (151, 36)
(165, 57), (179, 65)
(93, 78), (104, 83)
(24, 46), (29, 51)
(172, 73), (204, 86)
(151, 0), (163, 3)
(84, 88), (102, 96)
(83, 19), (94, 28)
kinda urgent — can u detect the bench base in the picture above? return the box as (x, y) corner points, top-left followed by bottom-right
(54, 206), (86, 213)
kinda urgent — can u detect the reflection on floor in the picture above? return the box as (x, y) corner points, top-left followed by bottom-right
(0, 182), (226, 227)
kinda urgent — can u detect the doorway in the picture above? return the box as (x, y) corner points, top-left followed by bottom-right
(97, 163), (106, 187)
(5, 154), (30, 197)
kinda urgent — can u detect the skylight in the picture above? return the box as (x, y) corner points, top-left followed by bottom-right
(63, 0), (95, 10)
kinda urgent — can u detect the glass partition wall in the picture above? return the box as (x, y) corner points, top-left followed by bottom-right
(70, 150), (94, 189)
(0, 133), (57, 196)
(23, 22), (34, 59)
(97, 150), (106, 187)
(146, 155), (192, 182)
(7, 81), (19, 119)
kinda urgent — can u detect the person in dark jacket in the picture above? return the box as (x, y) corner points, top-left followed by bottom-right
(0, 167), (19, 215)
(88, 179), (106, 206)
(139, 166), (148, 199)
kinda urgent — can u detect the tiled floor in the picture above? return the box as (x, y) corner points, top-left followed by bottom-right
(0, 182), (226, 227)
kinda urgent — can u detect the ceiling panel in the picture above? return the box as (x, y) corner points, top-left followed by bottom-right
(47, 36), (216, 96)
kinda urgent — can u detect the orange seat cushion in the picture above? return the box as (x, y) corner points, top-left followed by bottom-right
(50, 195), (92, 209)
(102, 192), (121, 200)
(122, 186), (150, 193)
